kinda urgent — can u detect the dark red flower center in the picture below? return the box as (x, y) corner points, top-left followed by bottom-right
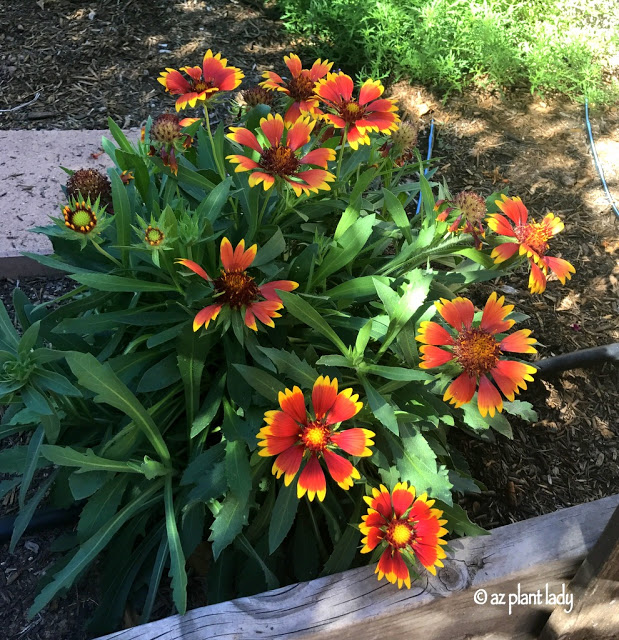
(214, 270), (261, 309)
(301, 419), (331, 452)
(386, 518), (414, 549)
(514, 221), (552, 256)
(338, 101), (366, 125)
(287, 73), (316, 102)
(191, 78), (215, 93)
(453, 328), (501, 376)
(259, 145), (300, 177)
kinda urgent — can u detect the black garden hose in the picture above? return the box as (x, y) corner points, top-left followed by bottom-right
(0, 505), (82, 544)
(535, 342), (619, 378)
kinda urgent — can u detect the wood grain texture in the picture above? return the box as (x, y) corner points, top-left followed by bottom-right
(99, 494), (619, 640)
(539, 503), (619, 640)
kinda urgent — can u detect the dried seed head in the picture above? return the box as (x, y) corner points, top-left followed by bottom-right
(66, 168), (111, 207)
(454, 191), (487, 225)
(151, 113), (183, 144)
(241, 86), (275, 108)
(391, 121), (419, 151)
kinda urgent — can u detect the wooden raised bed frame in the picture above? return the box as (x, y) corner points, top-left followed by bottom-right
(97, 494), (619, 640)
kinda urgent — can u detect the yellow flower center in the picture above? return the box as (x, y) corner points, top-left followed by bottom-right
(386, 519), (413, 548)
(191, 79), (214, 93)
(301, 420), (331, 452)
(145, 226), (164, 246)
(515, 220), (553, 256)
(339, 101), (366, 124)
(260, 145), (300, 177)
(214, 270), (261, 309)
(454, 328), (501, 377)
(63, 202), (97, 234)
(287, 73), (316, 102)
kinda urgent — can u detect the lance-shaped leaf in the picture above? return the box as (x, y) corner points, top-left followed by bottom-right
(177, 328), (213, 429)
(233, 364), (285, 403)
(164, 477), (187, 615)
(268, 481), (299, 555)
(362, 377), (399, 434)
(386, 424), (452, 504)
(41, 445), (145, 474)
(209, 492), (250, 561)
(382, 188), (413, 243)
(65, 352), (171, 464)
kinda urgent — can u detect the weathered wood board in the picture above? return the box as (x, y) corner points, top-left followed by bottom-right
(98, 494), (619, 640)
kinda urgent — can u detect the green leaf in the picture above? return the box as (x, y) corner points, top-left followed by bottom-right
(10, 470), (58, 552)
(362, 378), (399, 434)
(236, 534), (279, 591)
(437, 501), (488, 537)
(320, 519), (361, 577)
(18, 321), (40, 358)
(110, 170), (131, 266)
(382, 188), (413, 243)
(177, 328), (212, 429)
(278, 292), (347, 355)
(29, 479), (163, 617)
(312, 214), (376, 285)
(387, 424), (453, 504)
(208, 492), (250, 561)
(225, 440), (251, 503)
(195, 176), (231, 227)
(70, 274), (177, 292)
(252, 227), (285, 267)
(503, 400), (538, 422)
(257, 347), (319, 388)
(77, 475), (129, 542)
(326, 276), (392, 301)
(68, 470), (109, 500)
(19, 425), (45, 509)
(41, 445), (144, 474)
(364, 365), (431, 382)
(140, 537), (168, 624)
(233, 364), (285, 402)
(31, 369), (81, 397)
(0, 445), (49, 474)
(268, 482), (299, 554)
(65, 352), (171, 464)
(191, 372), (226, 438)
(139, 455), (171, 480)
(107, 117), (133, 153)
(21, 385), (53, 415)
(0, 299), (19, 349)
(164, 477), (187, 615)
(137, 352), (181, 393)
(181, 441), (226, 486)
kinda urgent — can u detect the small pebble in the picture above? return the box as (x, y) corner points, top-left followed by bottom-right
(24, 541), (39, 554)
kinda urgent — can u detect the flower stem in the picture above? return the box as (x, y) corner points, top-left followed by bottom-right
(91, 239), (123, 268)
(335, 126), (348, 185)
(204, 105), (225, 180)
(306, 497), (329, 563)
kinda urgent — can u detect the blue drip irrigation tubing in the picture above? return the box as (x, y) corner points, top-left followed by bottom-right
(585, 98), (619, 219)
(415, 118), (435, 215)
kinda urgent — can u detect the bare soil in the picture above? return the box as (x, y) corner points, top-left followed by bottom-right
(1, 0), (618, 638)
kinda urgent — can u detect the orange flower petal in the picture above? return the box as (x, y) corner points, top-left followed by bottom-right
(322, 449), (359, 489)
(311, 375), (338, 419)
(272, 445), (304, 484)
(299, 147), (336, 168)
(486, 213), (515, 236)
(358, 79), (384, 105)
(248, 171), (276, 191)
(436, 297), (475, 331)
(443, 372), (477, 408)
(227, 127), (263, 153)
(416, 321), (455, 346)
(360, 526), (384, 553)
(257, 434), (299, 456)
(392, 483), (415, 518)
(193, 304), (222, 332)
(490, 360), (536, 401)
(176, 258), (211, 282)
(244, 307), (258, 332)
(368, 485), (392, 519)
(324, 387), (362, 425)
(499, 329), (537, 353)
(260, 113), (285, 148)
(480, 292), (515, 334)
(262, 409), (301, 436)
(278, 386), (307, 425)
(249, 300), (282, 328)
(226, 154), (261, 172)
(330, 428), (374, 457)
(528, 260), (547, 294)
(258, 280), (299, 302)
(419, 345), (454, 369)
(543, 256), (575, 284)
(496, 195), (528, 225)
(477, 375), (503, 417)
(309, 58), (333, 81)
(284, 53), (302, 77)
(286, 116), (314, 151)
(490, 241), (519, 264)
(297, 455), (326, 501)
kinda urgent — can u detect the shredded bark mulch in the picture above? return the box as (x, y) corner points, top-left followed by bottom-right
(1, 0), (618, 638)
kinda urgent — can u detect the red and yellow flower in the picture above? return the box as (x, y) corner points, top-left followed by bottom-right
(176, 238), (298, 332)
(257, 376), (373, 502)
(360, 483), (448, 588)
(416, 293), (537, 417)
(436, 191), (487, 250)
(226, 113), (336, 197)
(158, 50), (244, 111)
(314, 72), (400, 149)
(260, 54), (333, 125)
(486, 195), (576, 294)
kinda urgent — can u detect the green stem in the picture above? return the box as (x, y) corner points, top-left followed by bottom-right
(203, 105), (225, 180)
(258, 192), (270, 228)
(160, 250), (183, 294)
(335, 126), (348, 186)
(91, 239), (123, 268)
(306, 497), (329, 563)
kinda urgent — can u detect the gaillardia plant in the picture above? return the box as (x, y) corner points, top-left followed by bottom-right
(1, 49), (574, 635)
